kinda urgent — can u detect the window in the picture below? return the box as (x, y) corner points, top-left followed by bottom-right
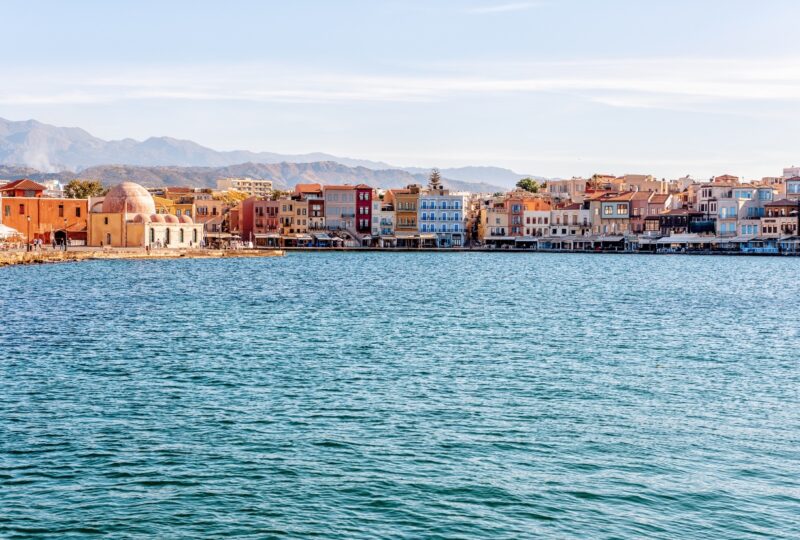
(180, 229), (185, 243)
(603, 206), (612, 215)
(19, 204), (25, 214)
(75, 207), (81, 217)
(3, 205), (9, 217)
(58, 205), (64, 217)
(150, 229), (155, 243)
(616, 204), (628, 214)
(166, 229), (171, 245)
(104, 217), (109, 225)
(193, 229), (198, 243)
(454, 213), (460, 221)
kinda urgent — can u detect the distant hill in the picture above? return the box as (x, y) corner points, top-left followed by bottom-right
(0, 161), (507, 193)
(67, 162), (507, 192)
(0, 117), (534, 187)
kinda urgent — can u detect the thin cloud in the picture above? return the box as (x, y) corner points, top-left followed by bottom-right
(4, 57), (800, 111)
(466, 2), (542, 14)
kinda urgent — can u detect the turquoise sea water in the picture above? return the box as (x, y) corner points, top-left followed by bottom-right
(1, 252), (799, 539)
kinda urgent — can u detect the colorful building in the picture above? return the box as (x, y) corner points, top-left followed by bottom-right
(87, 182), (203, 248)
(1, 179), (88, 245)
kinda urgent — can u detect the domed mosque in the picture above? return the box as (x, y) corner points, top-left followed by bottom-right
(88, 181), (204, 248)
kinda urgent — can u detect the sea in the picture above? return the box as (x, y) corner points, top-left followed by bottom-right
(1, 252), (799, 539)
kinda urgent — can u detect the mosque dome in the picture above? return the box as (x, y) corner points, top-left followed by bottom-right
(150, 214), (166, 223)
(163, 214), (180, 224)
(132, 213), (151, 223)
(178, 214), (194, 224)
(101, 182), (156, 215)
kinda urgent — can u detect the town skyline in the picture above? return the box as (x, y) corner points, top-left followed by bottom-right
(3, 1), (800, 179)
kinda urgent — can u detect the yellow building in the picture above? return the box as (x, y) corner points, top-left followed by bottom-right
(88, 182), (204, 248)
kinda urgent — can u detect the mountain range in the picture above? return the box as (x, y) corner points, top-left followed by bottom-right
(0, 117), (542, 192)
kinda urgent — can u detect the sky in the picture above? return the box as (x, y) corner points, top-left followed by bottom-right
(3, 0), (800, 179)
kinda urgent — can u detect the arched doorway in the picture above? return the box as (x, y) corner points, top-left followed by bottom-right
(54, 230), (67, 245)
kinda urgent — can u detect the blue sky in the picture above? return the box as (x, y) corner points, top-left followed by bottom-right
(3, 0), (800, 178)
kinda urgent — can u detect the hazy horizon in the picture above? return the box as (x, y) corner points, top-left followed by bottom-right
(3, 0), (800, 179)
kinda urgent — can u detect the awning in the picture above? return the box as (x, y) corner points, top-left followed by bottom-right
(724, 235), (756, 243)
(295, 234), (313, 241)
(360, 235), (373, 240)
(596, 235), (624, 242)
(486, 236), (514, 241)
(206, 232), (232, 238)
(656, 234), (715, 244)
(0, 223), (21, 238)
(312, 232), (331, 240)
(254, 233), (280, 239)
(419, 234), (436, 239)
(515, 236), (538, 242)
(380, 235), (396, 240)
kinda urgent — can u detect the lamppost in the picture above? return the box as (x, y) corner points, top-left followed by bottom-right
(26, 215), (31, 251)
(64, 218), (68, 251)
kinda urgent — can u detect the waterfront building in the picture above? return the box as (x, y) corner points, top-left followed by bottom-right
(418, 175), (468, 247)
(323, 185), (356, 232)
(355, 184), (373, 238)
(630, 193), (672, 234)
(760, 199), (800, 238)
(294, 184), (325, 230)
(505, 191), (548, 237)
(87, 181), (203, 248)
(589, 192), (635, 235)
(216, 177), (273, 198)
(548, 202), (590, 237)
(482, 199), (511, 246)
(373, 202), (396, 247)
(241, 198), (280, 247)
(0, 179), (88, 245)
(655, 208), (708, 236)
(385, 185), (420, 247)
(523, 205), (551, 237)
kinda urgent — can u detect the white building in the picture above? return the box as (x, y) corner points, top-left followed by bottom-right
(43, 180), (65, 198)
(783, 166), (800, 179)
(216, 177), (273, 197)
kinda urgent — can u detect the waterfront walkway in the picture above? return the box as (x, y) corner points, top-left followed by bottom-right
(0, 247), (285, 267)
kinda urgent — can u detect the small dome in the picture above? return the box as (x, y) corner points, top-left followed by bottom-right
(163, 215), (179, 224)
(101, 182), (156, 215)
(132, 213), (151, 223)
(150, 214), (166, 223)
(178, 214), (193, 224)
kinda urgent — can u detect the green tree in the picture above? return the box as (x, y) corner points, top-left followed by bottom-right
(516, 177), (540, 193)
(64, 179), (107, 199)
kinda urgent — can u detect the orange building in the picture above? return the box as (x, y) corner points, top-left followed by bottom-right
(0, 179), (88, 244)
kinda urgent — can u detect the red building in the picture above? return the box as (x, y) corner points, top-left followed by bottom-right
(240, 197), (281, 247)
(355, 184), (373, 234)
(0, 179), (46, 198)
(0, 179), (88, 244)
